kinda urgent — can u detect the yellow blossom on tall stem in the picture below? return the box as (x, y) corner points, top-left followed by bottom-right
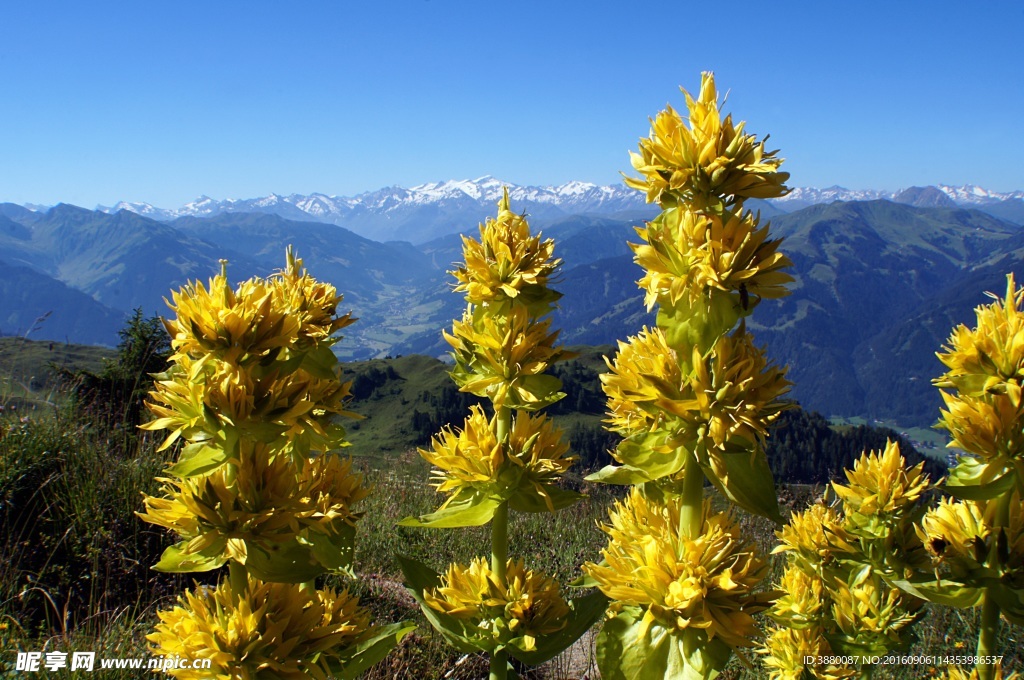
(138, 249), (411, 674)
(587, 72), (793, 679)
(400, 189), (603, 680)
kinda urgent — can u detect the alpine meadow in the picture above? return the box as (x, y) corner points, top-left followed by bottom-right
(5, 71), (1024, 680)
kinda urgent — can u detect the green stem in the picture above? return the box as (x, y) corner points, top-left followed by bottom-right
(975, 491), (1009, 680)
(976, 590), (999, 680)
(490, 406), (512, 680)
(678, 447), (703, 540)
(229, 561), (248, 606)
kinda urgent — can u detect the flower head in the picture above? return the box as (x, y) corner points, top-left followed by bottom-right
(583, 488), (770, 651)
(944, 663), (1020, 680)
(829, 570), (921, 653)
(148, 575), (371, 679)
(424, 557), (570, 652)
(139, 443), (366, 572)
(937, 390), (1024, 465)
(452, 189), (561, 315)
(446, 305), (572, 411)
(773, 502), (846, 571)
(832, 440), (929, 523)
(601, 327), (789, 476)
(935, 274), (1024, 405)
(918, 494), (1024, 584)
(624, 72), (789, 210)
(420, 405), (573, 511)
(270, 247), (356, 346)
(760, 625), (854, 680)
(632, 206), (792, 313)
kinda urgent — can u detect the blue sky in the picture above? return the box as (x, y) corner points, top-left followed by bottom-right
(4, 1), (1022, 207)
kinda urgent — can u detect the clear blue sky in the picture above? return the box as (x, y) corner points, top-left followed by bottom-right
(4, 1), (1022, 208)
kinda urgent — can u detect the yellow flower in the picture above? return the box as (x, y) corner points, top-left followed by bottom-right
(143, 351), (357, 455)
(945, 663), (1020, 680)
(270, 247), (355, 347)
(769, 564), (827, 629)
(139, 443), (365, 567)
(602, 326), (789, 469)
(583, 488), (770, 651)
(420, 405), (574, 512)
(918, 494), (1024, 583)
(773, 502), (846, 571)
(446, 305), (572, 411)
(633, 206), (792, 313)
(624, 72), (789, 210)
(164, 261), (300, 366)
(452, 188), (561, 313)
(936, 274), (1024, 405)
(148, 575), (371, 679)
(830, 570), (921, 652)
(424, 557), (570, 652)
(760, 625), (854, 680)
(937, 390), (1024, 464)
(832, 440), (929, 521)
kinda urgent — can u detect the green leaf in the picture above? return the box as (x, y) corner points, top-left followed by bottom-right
(941, 457), (1016, 500)
(152, 541), (226, 573)
(890, 577), (983, 608)
(166, 442), (229, 478)
(509, 591), (609, 665)
(398, 489), (502, 528)
(301, 345), (340, 380)
(585, 463), (654, 485)
(596, 608), (729, 680)
(699, 446), (782, 523)
(396, 555), (491, 654)
(244, 540), (324, 583)
(332, 622), (416, 680)
(306, 523), (355, 573)
(585, 431), (688, 485)
(508, 374), (566, 411)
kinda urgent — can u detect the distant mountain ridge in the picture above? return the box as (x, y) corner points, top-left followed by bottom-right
(60, 178), (1024, 242)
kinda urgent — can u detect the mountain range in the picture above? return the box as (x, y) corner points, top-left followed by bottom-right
(4, 178), (1024, 428)
(80, 177), (1024, 244)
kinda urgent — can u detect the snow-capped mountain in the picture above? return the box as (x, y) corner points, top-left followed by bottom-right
(90, 178), (1023, 244)
(773, 184), (1024, 210)
(95, 177), (653, 243)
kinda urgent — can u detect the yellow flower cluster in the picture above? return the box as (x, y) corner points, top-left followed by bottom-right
(936, 275), (1024, 478)
(829, 570), (921, 650)
(761, 626), (854, 680)
(602, 327), (788, 468)
(633, 206), (793, 313)
(139, 442), (367, 571)
(452, 189), (561, 311)
(773, 502), (846, 571)
(143, 352), (355, 455)
(624, 72), (790, 211)
(420, 405), (573, 511)
(445, 305), (571, 411)
(583, 489), (770, 651)
(149, 575), (370, 680)
(918, 494), (1024, 584)
(832, 440), (929, 530)
(424, 557), (570, 652)
(164, 250), (354, 364)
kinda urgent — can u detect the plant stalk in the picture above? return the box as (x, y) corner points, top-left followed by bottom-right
(678, 447), (703, 540)
(976, 589), (999, 680)
(490, 406), (513, 680)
